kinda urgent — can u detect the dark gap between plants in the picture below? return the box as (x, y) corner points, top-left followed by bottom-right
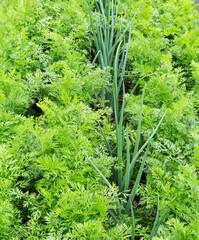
(25, 98), (44, 118)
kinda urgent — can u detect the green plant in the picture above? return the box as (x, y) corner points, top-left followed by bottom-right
(87, 1), (173, 239)
(88, 0), (134, 104)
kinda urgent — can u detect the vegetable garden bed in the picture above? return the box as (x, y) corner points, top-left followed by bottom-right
(0, 0), (198, 239)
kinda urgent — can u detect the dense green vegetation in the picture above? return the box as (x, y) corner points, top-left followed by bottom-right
(0, 0), (198, 239)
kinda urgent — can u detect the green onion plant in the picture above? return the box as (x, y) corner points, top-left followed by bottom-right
(88, 0), (132, 104)
(85, 0), (173, 238)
